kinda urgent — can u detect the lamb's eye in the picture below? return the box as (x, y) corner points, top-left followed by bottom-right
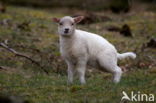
(59, 23), (63, 26)
(71, 23), (74, 25)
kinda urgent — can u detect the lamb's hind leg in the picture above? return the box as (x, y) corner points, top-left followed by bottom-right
(98, 55), (122, 83)
(113, 66), (122, 83)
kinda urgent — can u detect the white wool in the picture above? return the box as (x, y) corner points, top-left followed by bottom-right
(55, 16), (136, 84)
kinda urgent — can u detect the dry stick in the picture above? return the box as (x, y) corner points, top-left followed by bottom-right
(0, 66), (5, 69)
(0, 42), (49, 74)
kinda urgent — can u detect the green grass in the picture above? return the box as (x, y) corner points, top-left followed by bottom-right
(0, 6), (156, 103)
(0, 69), (155, 103)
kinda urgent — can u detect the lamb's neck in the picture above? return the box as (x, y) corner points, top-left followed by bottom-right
(59, 34), (76, 47)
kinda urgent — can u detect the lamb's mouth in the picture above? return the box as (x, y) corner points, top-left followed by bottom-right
(64, 31), (69, 34)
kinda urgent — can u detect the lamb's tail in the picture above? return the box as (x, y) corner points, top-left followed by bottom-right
(117, 52), (136, 60)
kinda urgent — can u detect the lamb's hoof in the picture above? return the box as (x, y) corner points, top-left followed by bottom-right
(113, 79), (120, 84)
(80, 81), (86, 85)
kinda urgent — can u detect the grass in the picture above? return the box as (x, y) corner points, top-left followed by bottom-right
(0, 69), (155, 103)
(0, 6), (156, 103)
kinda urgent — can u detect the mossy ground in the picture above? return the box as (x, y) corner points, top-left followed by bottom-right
(0, 6), (156, 103)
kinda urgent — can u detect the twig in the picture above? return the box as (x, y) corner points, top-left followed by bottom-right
(0, 66), (6, 70)
(0, 66), (11, 70)
(0, 42), (49, 74)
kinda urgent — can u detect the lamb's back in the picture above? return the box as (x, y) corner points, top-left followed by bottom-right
(75, 29), (116, 53)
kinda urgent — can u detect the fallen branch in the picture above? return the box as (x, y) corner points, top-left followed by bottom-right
(0, 66), (12, 70)
(0, 66), (6, 70)
(107, 24), (133, 37)
(0, 42), (49, 74)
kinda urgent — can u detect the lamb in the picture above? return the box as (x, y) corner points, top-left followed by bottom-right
(52, 16), (136, 84)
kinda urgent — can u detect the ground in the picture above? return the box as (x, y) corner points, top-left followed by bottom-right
(0, 6), (156, 103)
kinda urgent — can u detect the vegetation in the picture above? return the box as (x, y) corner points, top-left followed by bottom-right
(1, 0), (155, 11)
(0, 5), (156, 103)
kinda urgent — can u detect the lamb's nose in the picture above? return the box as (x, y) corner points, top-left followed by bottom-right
(65, 28), (69, 31)
(64, 28), (69, 33)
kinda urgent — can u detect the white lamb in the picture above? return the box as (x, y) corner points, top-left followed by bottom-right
(52, 16), (136, 84)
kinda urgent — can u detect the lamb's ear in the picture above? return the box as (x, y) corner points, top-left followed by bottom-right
(52, 18), (60, 23)
(74, 16), (84, 23)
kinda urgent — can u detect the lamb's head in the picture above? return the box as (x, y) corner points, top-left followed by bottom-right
(53, 16), (84, 36)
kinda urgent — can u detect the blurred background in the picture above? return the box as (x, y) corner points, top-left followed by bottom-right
(0, 0), (156, 11)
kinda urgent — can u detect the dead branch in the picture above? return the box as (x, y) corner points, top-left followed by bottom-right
(0, 66), (11, 70)
(0, 42), (49, 74)
(0, 66), (6, 70)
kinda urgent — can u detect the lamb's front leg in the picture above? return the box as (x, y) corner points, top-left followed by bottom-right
(76, 60), (87, 84)
(66, 61), (75, 85)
